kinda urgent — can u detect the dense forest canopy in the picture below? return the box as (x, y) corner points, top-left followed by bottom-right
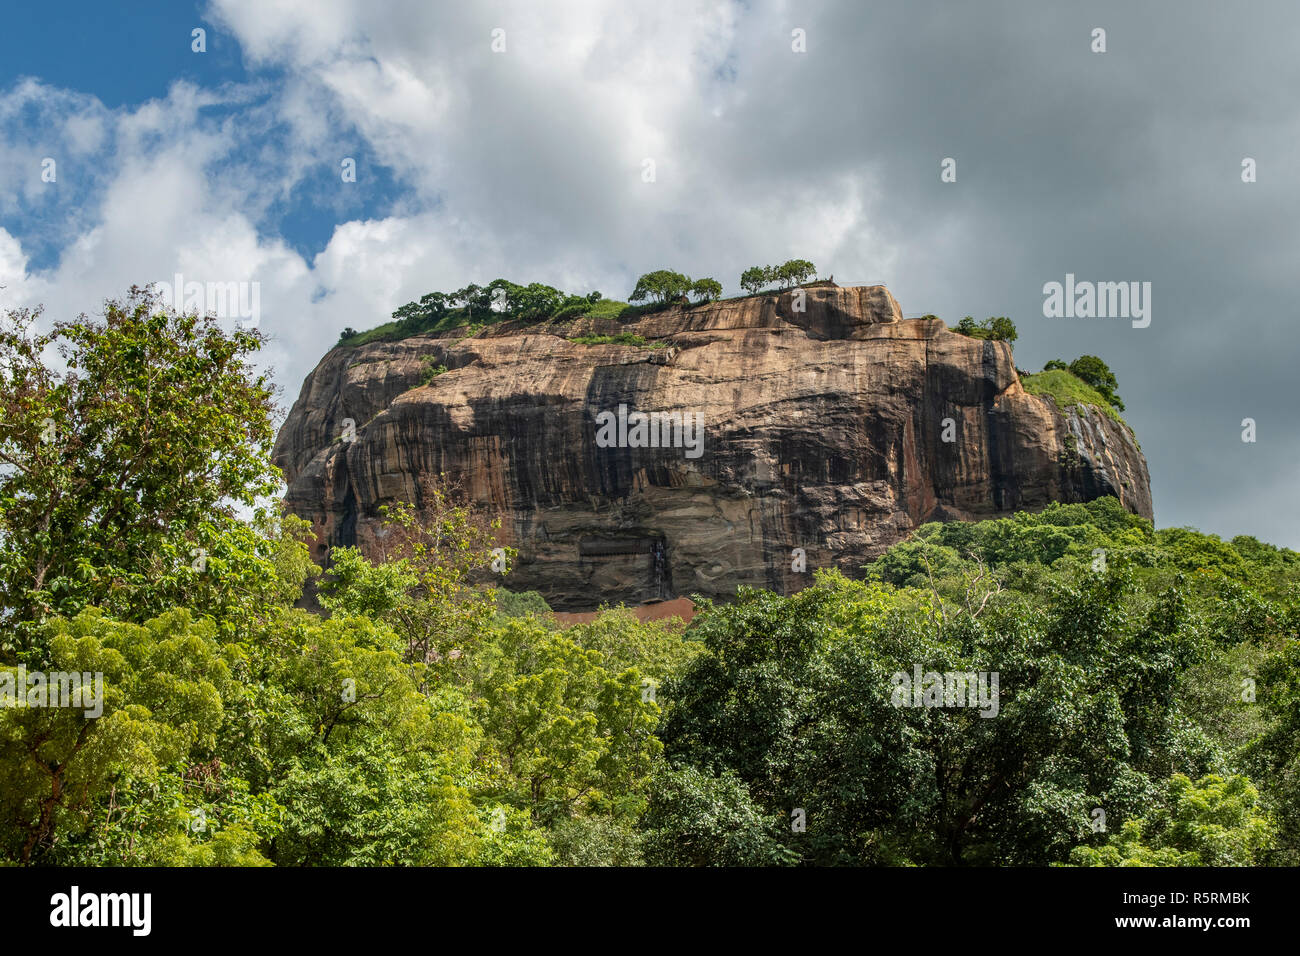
(1, 292), (1296, 866)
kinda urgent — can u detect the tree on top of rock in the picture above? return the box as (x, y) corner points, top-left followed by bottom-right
(630, 270), (693, 305)
(1063, 355), (1124, 411)
(954, 315), (1018, 344)
(740, 260), (818, 295)
(690, 278), (722, 303)
(739, 266), (771, 295)
(774, 259), (817, 289)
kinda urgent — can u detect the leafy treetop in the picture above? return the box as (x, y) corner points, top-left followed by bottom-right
(1044, 355), (1125, 411)
(739, 259), (817, 295)
(0, 287), (282, 641)
(953, 315), (1018, 343)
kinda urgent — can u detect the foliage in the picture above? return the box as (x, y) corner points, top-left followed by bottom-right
(346, 261), (807, 345)
(4, 291), (1297, 869)
(690, 278), (723, 303)
(569, 333), (666, 348)
(739, 266), (770, 295)
(772, 259), (817, 289)
(0, 609), (244, 863)
(495, 589), (553, 620)
(740, 259), (817, 294)
(1064, 355), (1124, 411)
(866, 498), (1152, 591)
(629, 270), (693, 305)
(470, 617), (663, 825)
(549, 817), (643, 866)
(1038, 356), (1124, 411)
(1246, 635), (1300, 863)
(318, 476), (505, 670)
(418, 358), (448, 386)
(640, 764), (789, 866)
(953, 315), (1018, 343)
(653, 561), (1262, 865)
(1020, 368), (1126, 427)
(563, 607), (701, 685)
(1069, 774), (1274, 866)
(0, 289), (281, 642)
(641, 502), (1300, 866)
(347, 279), (612, 346)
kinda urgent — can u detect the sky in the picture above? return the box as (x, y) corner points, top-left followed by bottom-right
(1, 0), (1297, 545)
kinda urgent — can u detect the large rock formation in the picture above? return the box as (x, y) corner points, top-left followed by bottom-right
(274, 284), (1152, 610)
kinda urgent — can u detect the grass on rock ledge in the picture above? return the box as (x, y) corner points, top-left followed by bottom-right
(1020, 369), (1129, 429)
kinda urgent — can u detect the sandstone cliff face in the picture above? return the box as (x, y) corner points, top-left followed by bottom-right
(273, 284), (1153, 610)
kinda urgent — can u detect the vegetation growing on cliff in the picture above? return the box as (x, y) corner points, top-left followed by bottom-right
(568, 333), (666, 348)
(629, 270), (722, 305)
(341, 279), (629, 346)
(740, 259), (818, 294)
(419, 357), (448, 384)
(342, 264), (801, 347)
(953, 315), (1018, 343)
(1022, 367), (1127, 428)
(1044, 355), (1125, 410)
(942, 319), (1128, 428)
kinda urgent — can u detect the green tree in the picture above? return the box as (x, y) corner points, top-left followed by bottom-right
(449, 283), (492, 315)
(985, 316), (1017, 343)
(739, 266), (772, 295)
(690, 278), (722, 303)
(549, 817), (643, 865)
(0, 608), (252, 863)
(953, 315), (1017, 343)
(500, 282), (565, 322)
(472, 616), (663, 826)
(49, 767), (282, 867)
(774, 259), (817, 289)
(640, 764), (790, 866)
(564, 606), (701, 685)
(0, 288), (281, 638)
(1068, 355), (1125, 411)
(391, 302), (423, 325)
(318, 477), (506, 670)
(495, 589), (553, 620)
(259, 511), (322, 609)
(1070, 774), (1274, 866)
(658, 564), (1216, 865)
(630, 270), (692, 305)
(1248, 635), (1300, 863)
(225, 606), (547, 866)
